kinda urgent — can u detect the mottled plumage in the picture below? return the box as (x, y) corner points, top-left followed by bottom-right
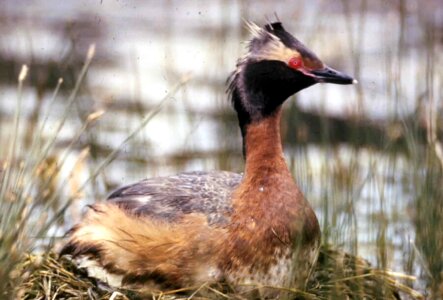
(107, 171), (242, 225)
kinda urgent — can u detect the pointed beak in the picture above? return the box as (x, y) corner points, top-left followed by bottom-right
(310, 66), (357, 85)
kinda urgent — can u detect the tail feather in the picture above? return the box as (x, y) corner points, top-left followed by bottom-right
(61, 203), (224, 288)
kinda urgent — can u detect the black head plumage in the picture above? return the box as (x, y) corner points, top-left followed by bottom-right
(228, 21), (355, 133)
(228, 22), (318, 130)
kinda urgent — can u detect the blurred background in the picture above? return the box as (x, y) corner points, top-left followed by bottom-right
(0, 0), (442, 298)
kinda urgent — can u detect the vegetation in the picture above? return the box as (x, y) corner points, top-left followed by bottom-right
(13, 246), (423, 299)
(0, 0), (441, 299)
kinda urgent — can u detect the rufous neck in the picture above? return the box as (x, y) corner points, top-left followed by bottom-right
(243, 108), (289, 177)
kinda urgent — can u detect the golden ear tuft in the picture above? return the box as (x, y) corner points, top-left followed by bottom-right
(244, 20), (263, 39)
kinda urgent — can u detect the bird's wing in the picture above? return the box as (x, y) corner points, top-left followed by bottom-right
(107, 170), (242, 225)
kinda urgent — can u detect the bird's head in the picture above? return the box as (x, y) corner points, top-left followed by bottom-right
(229, 21), (356, 124)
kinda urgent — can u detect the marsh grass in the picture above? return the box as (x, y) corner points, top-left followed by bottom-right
(0, 45), (97, 298)
(0, 46), (189, 299)
(15, 246), (423, 300)
(0, 1), (442, 299)
(0, 64), (428, 299)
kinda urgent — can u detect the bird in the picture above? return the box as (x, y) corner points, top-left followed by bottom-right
(61, 21), (355, 298)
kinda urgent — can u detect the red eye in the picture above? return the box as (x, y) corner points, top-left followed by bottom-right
(288, 57), (303, 69)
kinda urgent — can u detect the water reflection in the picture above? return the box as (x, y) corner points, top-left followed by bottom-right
(0, 0), (442, 295)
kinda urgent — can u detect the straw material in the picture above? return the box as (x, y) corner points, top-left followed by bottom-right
(14, 244), (423, 300)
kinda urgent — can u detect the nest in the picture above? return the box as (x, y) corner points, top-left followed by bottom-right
(15, 245), (423, 300)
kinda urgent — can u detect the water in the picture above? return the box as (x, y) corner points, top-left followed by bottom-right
(1, 0), (442, 296)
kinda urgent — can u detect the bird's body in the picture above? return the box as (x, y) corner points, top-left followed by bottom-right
(62, 21), (355, 297)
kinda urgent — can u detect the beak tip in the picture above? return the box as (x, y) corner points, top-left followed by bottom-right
(310, 66), (356, 85)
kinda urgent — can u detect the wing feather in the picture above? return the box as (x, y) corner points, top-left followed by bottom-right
(107, 170), (242, 225)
